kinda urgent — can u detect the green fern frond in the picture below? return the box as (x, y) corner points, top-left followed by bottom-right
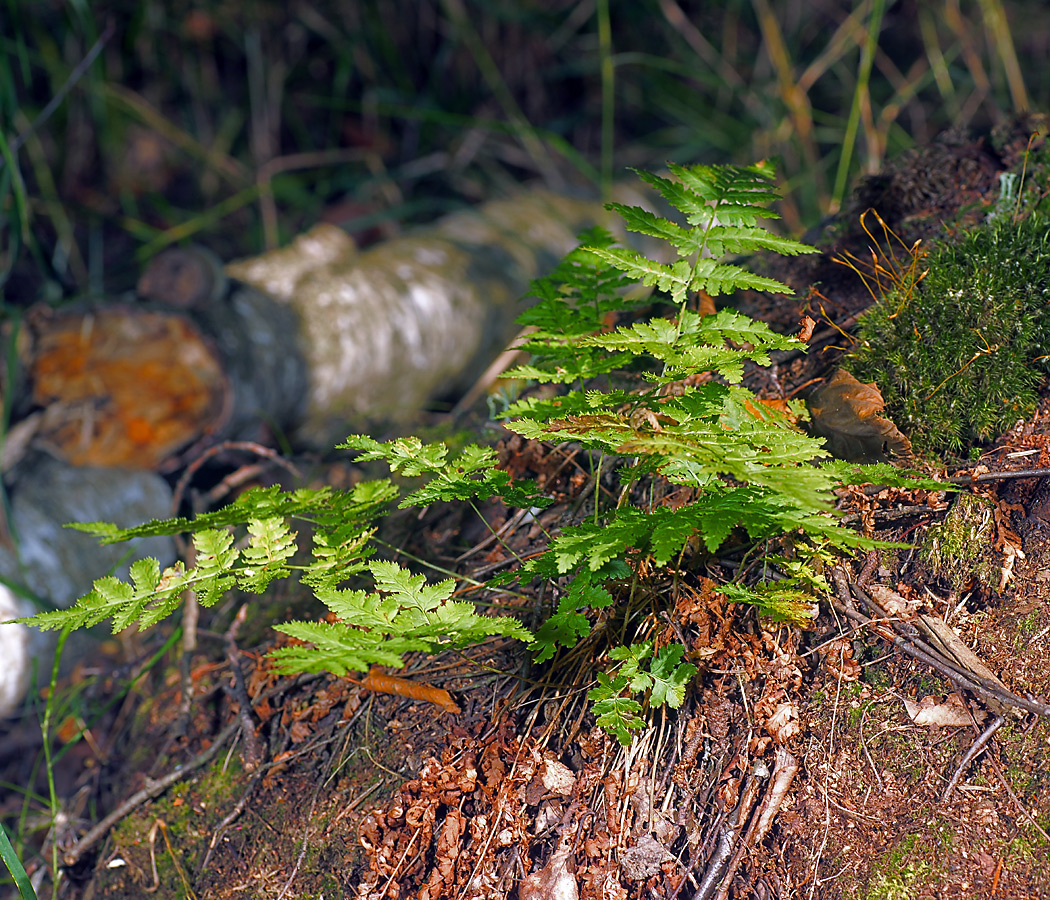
(666, 161), (781, 223)
(593, 162), (816, 306)
(589, 684), (646, 745)
(23, 556), (188, 633)
(529, 570), (616, 662)
(585, 642), (697, 745)
(340, 435), (450, 478)
(239, 518), (297, 593)
(583, 247), (695, 305)
(66, 482), (396, 543)
(270, 561), (532, 675)
(575, 308), (800, 380)
(648, 644), (697, 708)
(341, 435), (550, 510)
(268, 624), (428, 675)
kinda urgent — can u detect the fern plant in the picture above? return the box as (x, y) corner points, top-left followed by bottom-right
(18, 162), (908, 744)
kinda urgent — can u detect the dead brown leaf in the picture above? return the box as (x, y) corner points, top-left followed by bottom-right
(807, 368), (912, 463)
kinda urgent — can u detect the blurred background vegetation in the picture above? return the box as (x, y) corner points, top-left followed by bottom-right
(1, 0), (1046, 305)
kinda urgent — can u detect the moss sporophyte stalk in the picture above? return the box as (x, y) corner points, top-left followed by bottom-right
(19, 162), (920, 745)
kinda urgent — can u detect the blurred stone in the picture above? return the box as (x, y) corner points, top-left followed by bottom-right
(0, 454), (176, 718)
(227, 186), (655, 445)
(0, 584), (45, 718)
(5, 454), (175, 608)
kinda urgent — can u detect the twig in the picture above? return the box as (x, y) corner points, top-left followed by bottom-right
(197, 769), (264, 875)
(224, 606), (266, 771)
(276, 763), (326, 900)
(946, 466), (1050, 483)
(693, 763), (765, 900)
(170, 440), (302, 517)
(751, 747), (799, 844)
(172, 581), (199, 741)
(987, 753), (1050, 845)
(839, 505), (945, 527)
(830, 565), (855, 612)
(832, 594), (1050, 717)
(2, 21), (115, 165)
(942, 714), (1004, 802)
(854, 587), (1019, 707)
(858, 703), (885, 791)
(63, 720), (240, 868)
(712, 753), (795, 900)
(449, 325), (537, 419)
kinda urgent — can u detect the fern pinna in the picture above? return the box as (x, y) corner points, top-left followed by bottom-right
(20, 162), (900, 744)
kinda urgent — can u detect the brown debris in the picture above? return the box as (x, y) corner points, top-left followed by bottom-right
(519, 832), (578, 900)
(806, 367), (912, 463)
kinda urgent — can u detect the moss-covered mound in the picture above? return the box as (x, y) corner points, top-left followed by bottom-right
(846, 209), (1050, 456)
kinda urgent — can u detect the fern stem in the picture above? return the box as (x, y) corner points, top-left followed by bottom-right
(372, 537), (532, 605)
(41, 626), (71, 900)
(468, 500), (530, 566)
(596, 0), (614, 199)
(593, 452), (605, 524)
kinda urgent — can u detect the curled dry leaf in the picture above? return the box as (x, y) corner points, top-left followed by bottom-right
(766, 700), (801, 744)
(902, 693), (975, 727)
(807, 368), (912, 463)
(819, 637), (862, 683)
(866, 584), (920, 618)
(582, 867), (628, 900)
(519, 838), (578, 900)
(541, 758), (576, 796)
(753, 687), (802, 746)
(998, 539), (1024, 591)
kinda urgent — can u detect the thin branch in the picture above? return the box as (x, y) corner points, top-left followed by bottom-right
(2, 21), (115, 165)
(947, 466), (1050, 483)
(942, 714), (1004, 802)
(62, 720), (240, 868)
(832, 592), (1050, 717)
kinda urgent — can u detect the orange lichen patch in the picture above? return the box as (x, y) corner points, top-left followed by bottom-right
(27, 307), (229, 468)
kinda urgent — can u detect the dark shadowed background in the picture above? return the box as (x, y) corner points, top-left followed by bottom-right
(2, 0), (1049, 305)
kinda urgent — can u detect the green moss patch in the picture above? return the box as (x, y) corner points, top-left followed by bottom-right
(919, 492), (999, 594)
(846, 211), (1050, 456)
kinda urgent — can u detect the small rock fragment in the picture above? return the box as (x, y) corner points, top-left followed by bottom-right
(619, 834), (674, 881)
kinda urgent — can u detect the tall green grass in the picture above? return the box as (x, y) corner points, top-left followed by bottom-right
(0, 0), (1040, 301)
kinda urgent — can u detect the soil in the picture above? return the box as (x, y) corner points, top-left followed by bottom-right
(2, 116), (1050, 900)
